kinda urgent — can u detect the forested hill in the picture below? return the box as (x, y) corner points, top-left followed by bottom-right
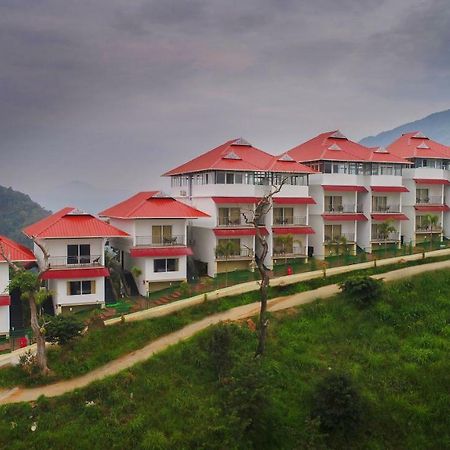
(0, 185), (51, 247)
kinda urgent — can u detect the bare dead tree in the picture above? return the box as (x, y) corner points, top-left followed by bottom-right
(0, 239), (50, 375)
(243, 180), (285, 356)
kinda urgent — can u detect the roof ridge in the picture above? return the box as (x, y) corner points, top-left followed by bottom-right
(127, 192), (160, 217)
(25, 207), (75, 238)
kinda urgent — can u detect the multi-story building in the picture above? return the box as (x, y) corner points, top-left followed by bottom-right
(23, 208), (129, 314)
(100, 191), (209, 295)
(0, 236), (36, 336)
(164, 138), (316, 276)
(388, 132), (450, 246)
(286, 131), (410, 257)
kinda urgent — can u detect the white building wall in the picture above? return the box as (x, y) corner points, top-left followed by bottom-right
(0, 263), (9, 335)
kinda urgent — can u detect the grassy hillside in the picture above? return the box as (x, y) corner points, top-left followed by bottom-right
(0, 185), (51, 247)
(1, 269), (449, 449)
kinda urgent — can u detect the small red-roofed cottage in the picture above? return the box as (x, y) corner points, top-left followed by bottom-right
(388, 132), (450, 246)
(23, 208), (129, 314)
(99, 192), (209, 295)
(0, 236), (36, 335)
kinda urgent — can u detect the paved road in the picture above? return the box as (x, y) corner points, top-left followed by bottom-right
(1, 259), (449, 405)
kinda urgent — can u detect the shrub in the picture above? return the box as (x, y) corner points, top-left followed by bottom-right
(44, 315), (85, 346)
(311, 373), (362, 434)
(339, 275), (383, 306)
(18, 350), (40, 377)
(206, 323), (234, 380)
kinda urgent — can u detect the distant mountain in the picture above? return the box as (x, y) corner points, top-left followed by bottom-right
(33, 181), (133, 214)
(360, 109), (450, 148)
(0, 185), (51, 247)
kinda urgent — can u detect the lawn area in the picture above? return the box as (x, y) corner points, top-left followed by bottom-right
(1, 253), (450, 389)
(0, 268), (449, 449)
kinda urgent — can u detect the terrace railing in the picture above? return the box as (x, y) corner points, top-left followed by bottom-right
(272, 216), (307, 226)
(416, 196), (444, 204)
(372, 204), (401, 213)
(135, 235), (185, 246)
(324, 233), (355, 243)
(48, 255), (103, 268)
(215, 247), (254, 260)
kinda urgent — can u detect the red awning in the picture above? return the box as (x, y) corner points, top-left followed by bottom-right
(41, 267), (110, 280)
(0, 295), (11, 307)
(371, 213), (409, 221)
(322, 185), (368, 192)
(130, 247), (193, 257)
(322, 214), (368, 221)
(212, 197), (259, 204)
(213, 227), (269, 237)
(414, 205), (450, 212)
(414, 179), (450, 185)
(273, 197), (316, 205)
(371, 186), (409, 192)
(272, 226), (315, 235)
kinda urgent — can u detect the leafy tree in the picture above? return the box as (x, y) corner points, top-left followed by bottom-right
(422, 214), (440, 251)
(44, 314), (85, 345)
(378, 220), (397, 255)
(215, 240), (239, 287)
(339, 275), (383, 307)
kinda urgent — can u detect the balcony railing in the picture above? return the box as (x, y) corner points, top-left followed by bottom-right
(272, 216), (307, 226)
(47, 255), (103, 268)
(135, 235), (185, 246)
(273, 246), (306, 257)
(215, 247), (254, 260)
(217, 217), (247, 227)
(371, 232), (400, 242)
(372, 204), (401, 213)
(416, 196), (444, 205)
(415, 225), (443, 233)
(324, 204), (362, 213)
(324, 233), (355, 243)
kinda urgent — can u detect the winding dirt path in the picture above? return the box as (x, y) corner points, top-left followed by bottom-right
(1, 259), (449, 405)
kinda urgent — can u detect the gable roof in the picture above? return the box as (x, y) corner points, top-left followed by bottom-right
(0, 235), (36, 262)
(99, 192), (210, 219)
(263, 153), (316, 174)
(286, 130), (410, 164)
(163, 138), (276, 176)
(23, 208), (129, 239)
(387, 131), (450, 160)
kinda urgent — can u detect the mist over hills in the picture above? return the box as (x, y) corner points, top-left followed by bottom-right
(360, 109), (450, 148)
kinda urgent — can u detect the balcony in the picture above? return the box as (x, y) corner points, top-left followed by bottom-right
(135, 235), (185, 247)
(217, 217), (249, 227)
(324, 204), (362, 213)
(415, 225), (443, 233)
(215, 247), (254, 260)
(273, 246), (306, 257)
(416, 196), (444, 205)
(371, 232), (400, 242)
(372, 204), (400, 213)
(47, 255), (103, 268)
(324, 233), (355, 243)
(272, 216), (307, 226)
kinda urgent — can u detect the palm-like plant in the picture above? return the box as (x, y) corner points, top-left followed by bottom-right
(378, 220), (397, 255)
(215, 240), (239, 287)
(422, 214), (440, 251)
(274, 234), (293, 266)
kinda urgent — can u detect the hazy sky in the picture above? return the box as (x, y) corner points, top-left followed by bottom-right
(1, 0), (449, 196)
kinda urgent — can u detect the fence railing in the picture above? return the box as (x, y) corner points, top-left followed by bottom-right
(135, 235), (185, 246)
(273, 246), (306, 257)
(415, 225), (443, 233)
(324, 204), (363, 213)
(416, 196), (444, 204)
(372, 204), (401, 213)
(215, 247), (254, 260)
(272, 216), (307, 226)
(371, 232), (400, 242)
(48, 255), (103, 268)
(324, 233), (355, 243)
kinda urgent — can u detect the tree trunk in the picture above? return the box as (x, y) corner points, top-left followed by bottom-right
(29, 295), (49, 375)
(255, 262), (270, 356)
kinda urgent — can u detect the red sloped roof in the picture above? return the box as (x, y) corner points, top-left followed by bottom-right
(414, 179), (450, 185)
(212, 197), (259, 204)
(263, 154), (316, 174)
(0, 236), (36, 262)
(371, 186), (409, 192)
(272, 226), (315, 235)
(322, 214), (368, 221)
(371, 213), (409, 221)
(130, 247), (193, 258)
(163, 138), (275, 176)
(0, 295), (11, 306)
(99, 192), (209, 219)
(322, 185), (368, 192)
(388, 132), (450, 160)
(286, 130), (408, 164)
(415, 205), (450, 212)
(213, 227), (269, 236)
(23, 208), (129, 239)
(273, 197), (316, 204)
(41, 267), (110, 280)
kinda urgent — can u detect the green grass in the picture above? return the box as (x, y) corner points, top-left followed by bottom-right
(0, 269), (449, 449)
(1, 253), (450, 389)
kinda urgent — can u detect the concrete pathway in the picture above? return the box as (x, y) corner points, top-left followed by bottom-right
(1, 258), (448, 405)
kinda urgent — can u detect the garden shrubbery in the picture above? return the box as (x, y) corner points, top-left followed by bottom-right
(44, 315), (85, 346)
(339, 275), (383, 306)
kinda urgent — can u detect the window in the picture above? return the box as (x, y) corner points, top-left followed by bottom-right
(152, 225), (173, 245)
(226, 172), (234, 184)
(273, 208), (294, 225)
(67, 280), (95, 296)
(324, 224), (342, 241)
(216, 172), (226, 184)
(217, 239), (241, 256)
(416, 188), (429, 204)
(372, 196), (387, 212)
(218, 207), (241, 226)
(67, 244), (90, 265)
(153, 259), (179, 273)
(324, 196), (343, 212)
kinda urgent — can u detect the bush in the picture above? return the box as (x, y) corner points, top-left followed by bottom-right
(339, 275), (383, 306)
(311, 373), (362, 434)
(44, 315), (85, 346)
(18, 350), (40, 377)
(206, 323), (235, 380)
